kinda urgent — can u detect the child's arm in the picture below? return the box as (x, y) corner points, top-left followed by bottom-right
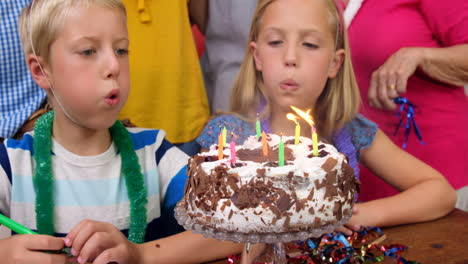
(0, 235), (67, 264)
(349, 129), (456, 227)
(188, 0), (208, 34)
(137, 231), (243, 264)
(65, 221), (242, 264)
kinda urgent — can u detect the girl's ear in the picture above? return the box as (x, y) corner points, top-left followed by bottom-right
(328, 49), (345, 78)
(250, 41), (263, 71)
(27, 54), (51, 90)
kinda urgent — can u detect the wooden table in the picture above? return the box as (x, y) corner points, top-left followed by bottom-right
(208, 209), (468, 264)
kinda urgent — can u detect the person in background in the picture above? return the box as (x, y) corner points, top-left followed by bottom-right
(0, 0), (46, 141)
(119, 0), (210, 156)
(344, 0), (468, 210)
(190, 0), (257, 114)
(196, 0), (456, 234)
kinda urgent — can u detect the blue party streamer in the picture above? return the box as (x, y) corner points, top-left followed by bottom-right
(393, 97), (425, 148)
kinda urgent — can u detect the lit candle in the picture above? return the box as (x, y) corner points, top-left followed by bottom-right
(286, 113), (301, 145)
(256, 114), (261, 139)
(230, 134), (237, 163)
(278, 133), (284, 166)
(218, 132), (224, 160)
(261, 131), (268, 156)
(312, 126), (319, 157)
(222, 126), (227, 145)
(290, 106), (319, 157)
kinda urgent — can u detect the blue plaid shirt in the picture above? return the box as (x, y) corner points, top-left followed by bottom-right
(0, 0), (45, 138)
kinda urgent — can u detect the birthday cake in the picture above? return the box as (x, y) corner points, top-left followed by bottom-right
(179, 133), (359, 237)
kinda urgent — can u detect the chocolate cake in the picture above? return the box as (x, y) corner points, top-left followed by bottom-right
(181, 134), (359, 234)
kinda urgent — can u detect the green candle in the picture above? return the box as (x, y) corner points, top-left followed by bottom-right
(279, 135), (285, 166)
(0, 213), (38, 235)
(256, 114), (261, 138)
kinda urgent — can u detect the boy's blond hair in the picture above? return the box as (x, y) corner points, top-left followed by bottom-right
(19, 0), (126, 65)
(230, 0), (361, 140)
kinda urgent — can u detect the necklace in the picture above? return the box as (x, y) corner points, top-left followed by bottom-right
(33, 111), (147, 243)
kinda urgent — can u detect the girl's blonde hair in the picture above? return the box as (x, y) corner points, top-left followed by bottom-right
(230, 0), (361, 140)
(18, 0), (126, 65)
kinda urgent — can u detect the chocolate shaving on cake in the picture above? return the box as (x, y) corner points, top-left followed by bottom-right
(307, 188), (315, 200)
(283, 215), (291, 229)
(277, 192), (294, 213)
(228, 210), (233, 220)
(237, 148), (269, 163)
(321, 157), (338, 172)
(256, 168), (266, 177)
(323, 170), (339, 198)
(309, 206), (315, 214)
(333, 201), (343, 220)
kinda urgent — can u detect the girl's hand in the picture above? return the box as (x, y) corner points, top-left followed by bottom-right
(334, 205), (361, 235)
(368, 47), (424, 110)
(0, 234), (67, 264)
(65, 220), (141, 264)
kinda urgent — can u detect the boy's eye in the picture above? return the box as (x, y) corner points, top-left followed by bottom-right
(268, 40), (283, 46)
(116, 48), (129, 56)
(80, 49), (96, 56)
(303, 42), (318, 49)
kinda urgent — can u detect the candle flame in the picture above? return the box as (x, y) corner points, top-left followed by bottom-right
(290, 106), (314, 126)
(286, 113), (299, 125)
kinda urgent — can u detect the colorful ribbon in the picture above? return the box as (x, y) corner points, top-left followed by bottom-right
(393, 97), (425, 149)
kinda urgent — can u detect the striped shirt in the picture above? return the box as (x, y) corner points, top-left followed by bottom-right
(0, 0), (46, 138)
(0, 128), (189, 241)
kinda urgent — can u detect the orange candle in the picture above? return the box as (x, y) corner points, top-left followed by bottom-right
(261, 131), (268, 156)
(218, 132), (224, 160)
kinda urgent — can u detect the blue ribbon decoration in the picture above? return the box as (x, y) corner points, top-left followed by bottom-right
(393, 97), (425, 149)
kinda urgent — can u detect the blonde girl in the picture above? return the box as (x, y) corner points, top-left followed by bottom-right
(196, 0), (456, 233)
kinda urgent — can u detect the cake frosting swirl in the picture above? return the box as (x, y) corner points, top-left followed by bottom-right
(182, 134), (359, 234)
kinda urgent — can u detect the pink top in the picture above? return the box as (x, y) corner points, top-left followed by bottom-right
(348, 0), (468, 201)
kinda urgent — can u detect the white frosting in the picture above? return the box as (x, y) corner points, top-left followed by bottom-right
(185, 134), (356, 233)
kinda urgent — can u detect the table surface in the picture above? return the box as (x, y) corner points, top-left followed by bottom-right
(207, 209), (468, 264)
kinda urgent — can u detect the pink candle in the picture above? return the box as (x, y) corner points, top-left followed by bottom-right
(230, 135), (237, 163)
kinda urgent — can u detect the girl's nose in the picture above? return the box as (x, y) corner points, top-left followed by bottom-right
(284, 44), (298, 67)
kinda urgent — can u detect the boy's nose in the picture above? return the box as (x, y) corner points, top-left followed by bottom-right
(104, 53), (120, 79)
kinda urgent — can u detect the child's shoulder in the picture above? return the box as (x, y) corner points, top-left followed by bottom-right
(196, 113), (254, 149)
(125, 127), (169, 150)
(344, 114), (378, 150)
(3, 132), (35, 152)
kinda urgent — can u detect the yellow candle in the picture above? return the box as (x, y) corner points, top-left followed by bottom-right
(222, 126), (227, 145)
(261, 131), (268, 156)
(286, 113), (300, 145)
(312, 130), (318, 157)
(295, 123), (300, 145)
(218, 132), (224, 160)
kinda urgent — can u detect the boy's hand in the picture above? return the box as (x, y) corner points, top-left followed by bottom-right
(65, 220), (141, 264)
(334, 205), (361, 235)
(0, 234), (67, 264)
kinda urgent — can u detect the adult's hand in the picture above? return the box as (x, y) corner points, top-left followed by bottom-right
(368, 47), (424, 110)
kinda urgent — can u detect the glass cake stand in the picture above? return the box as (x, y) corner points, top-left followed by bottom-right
(175, 200), (351, 263)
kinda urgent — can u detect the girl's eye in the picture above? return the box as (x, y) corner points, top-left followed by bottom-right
(116, 48), (129, 56)
(80, 49), (96, 56)
(303, 42), (318, 49)
(268, 40), (283, 46)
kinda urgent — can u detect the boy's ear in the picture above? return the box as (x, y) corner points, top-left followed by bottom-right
(27, 54), (51, 90)
(250, 41), (263, 71)
(328, 49), (345, 78)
